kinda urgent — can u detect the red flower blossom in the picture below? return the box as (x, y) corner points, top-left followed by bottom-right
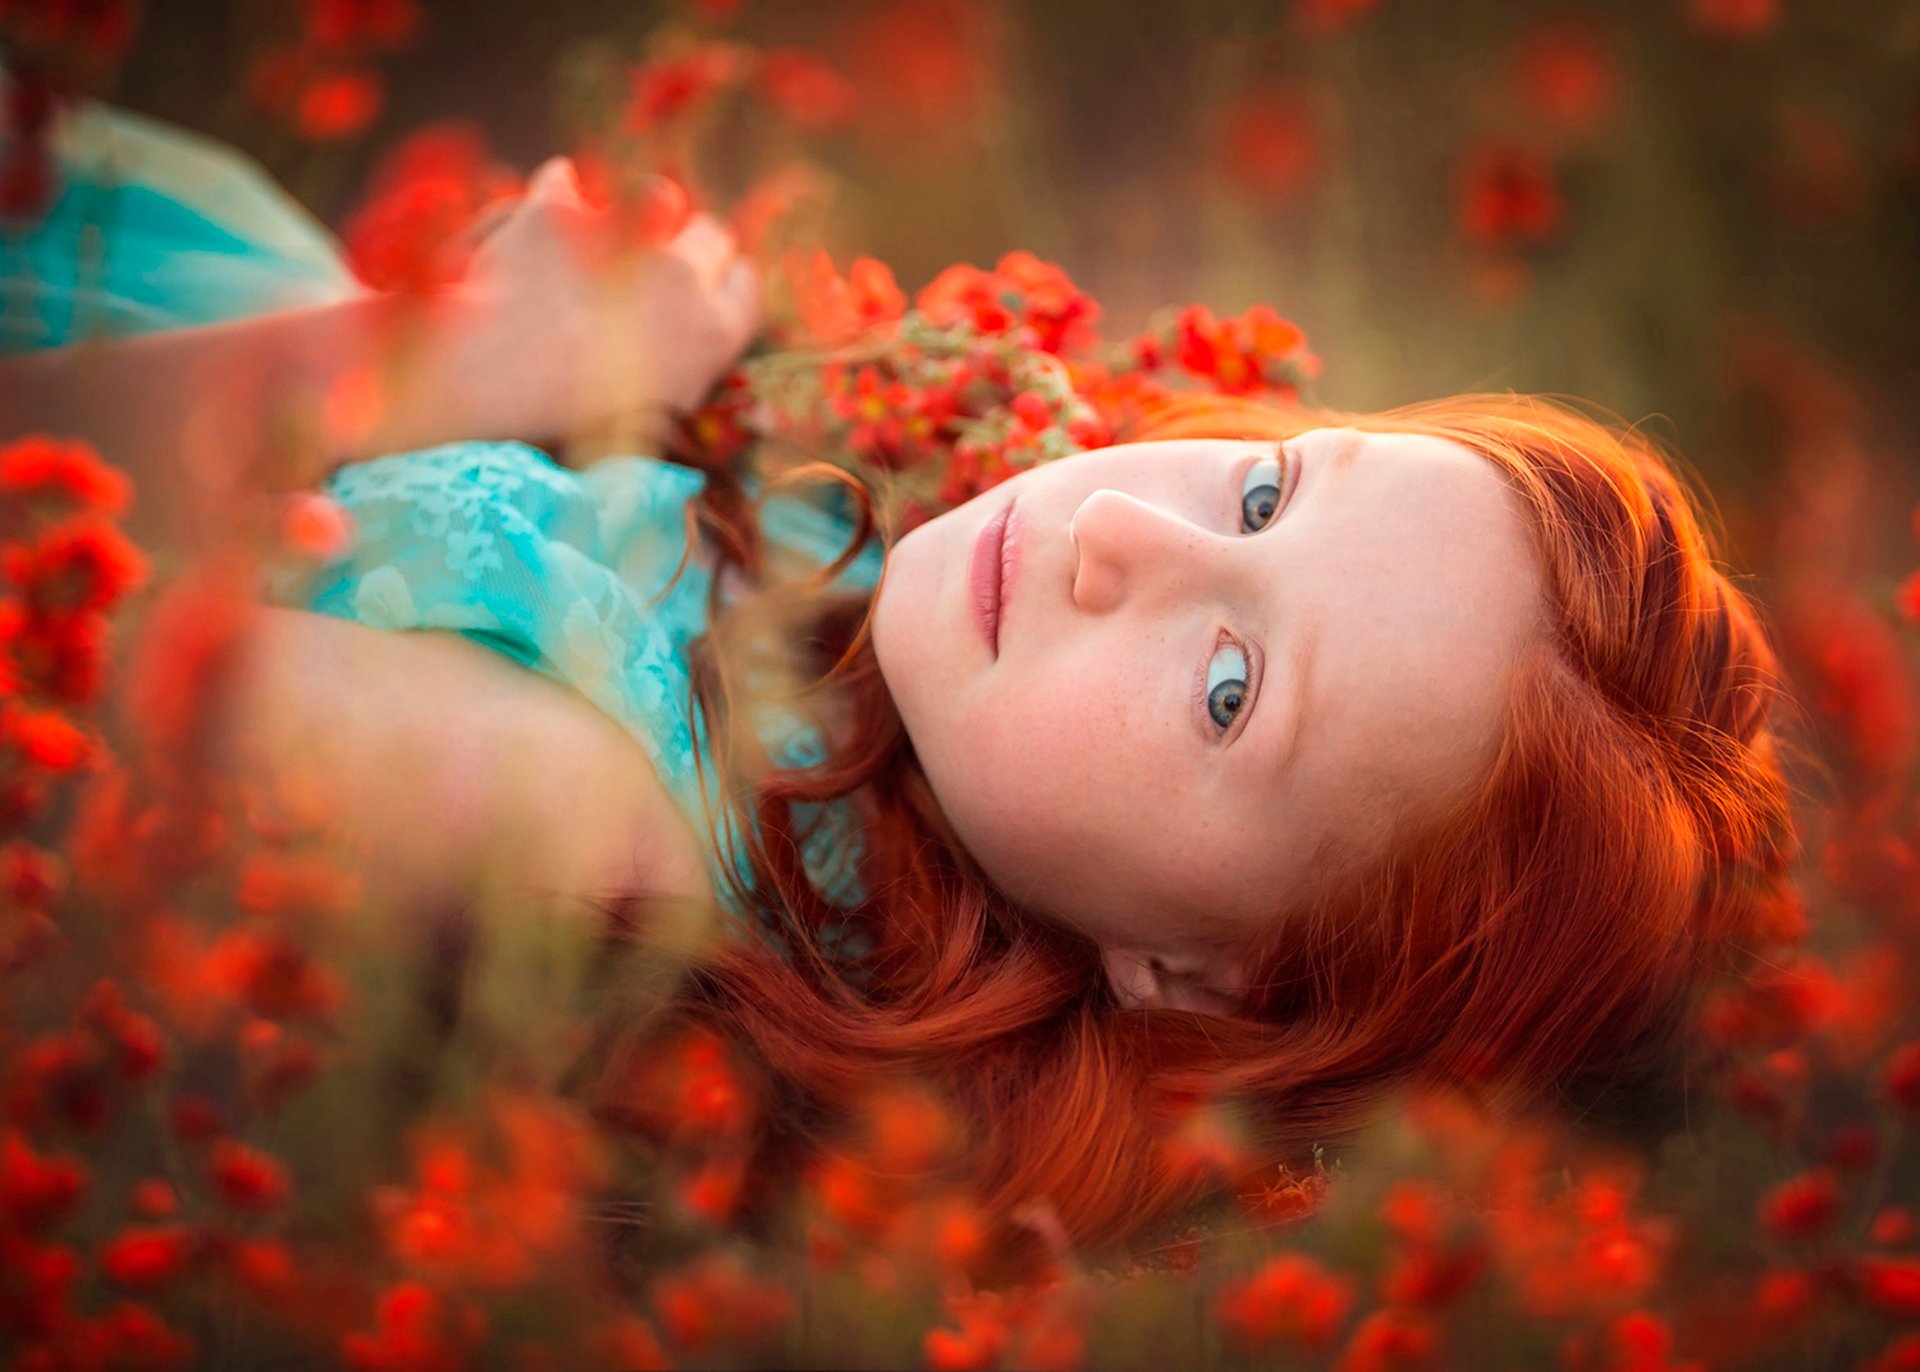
(1383, 1244), (1488, 1308)
(625, 42), (744, 135)
(208, 1140), (290, 1212)
(296, 69), (384, 141)
(1867, 1333), (1920, 1372)
(1751, 1267), (1818, 1326)
(1458, 143), (1566, 250)
(234, 851), (359, 920)
(1859, 1256), (1920, 1320)
(1898, 569), (1920, 624)
(227, 1238), (296, 1296)
(342, 1281), (484, 1372)
(307, 0), (423, 51)
(167, 1094), (223, 1142)
(86, 1301), (197, 1370)
(843, 0), (995, 138)
(1162, 303), (1314, 396)
(1292, 0), (1380, 37)
(0, 1130), (86, 1232)
(1758, 1169), (1840, 1242)
(1889, 1042), (1920, 1110)
(1, 703), (89, 772)
(100, 1225), (193, 1290)
(756, 49), (858, 131)
(784, 249), (906, 347)
(1219, 91), (1319, 198)
(0, 435), (130, 515)
(917, 252), (1101, 356)
(652, 1253), (792, 1355)
(1510, 22), (1618, 136)
(130, 1179), (178, 1219)
(198, 929), (344, 1022)
(1767, 106), (1868, 233)
(1333, 1307), (1436, 1372)
(4, 516), (146, 616)
(1687, 0), (1779, 40)
(591, 1313), (671, 1372)
(1873, 1208), (1916, 1247)
(1217, 1253), (1354, 1352)
(2, 840), (61, 908)
(342, 124), (520, 294)
(1827, 1123), (1880, 1171)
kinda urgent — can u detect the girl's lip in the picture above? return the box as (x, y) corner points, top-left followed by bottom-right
(969, 499), (1018, 657)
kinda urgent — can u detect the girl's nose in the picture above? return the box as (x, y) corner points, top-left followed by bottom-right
(1068, 488), (1206, 615)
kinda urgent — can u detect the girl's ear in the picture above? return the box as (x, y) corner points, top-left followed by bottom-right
(1099, 945), (1248, 1016)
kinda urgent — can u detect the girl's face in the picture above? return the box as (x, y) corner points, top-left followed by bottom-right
(871, 429), (1548, 1006)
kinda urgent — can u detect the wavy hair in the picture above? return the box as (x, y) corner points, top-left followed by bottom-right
(578, 390), (1805, 1272)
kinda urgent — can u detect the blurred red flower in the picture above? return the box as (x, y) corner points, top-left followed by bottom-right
(755, 49), (858, 131)
(341, 124), (520, 295)
(625, 42), (744, 135)
(1219, 91), (1320, 199)
(1859, 1256), (1920, 1319)
(296, 69), (384, 142)
(100, 1225), (193, 1291)
(1457, 143), (1566, 250)
(1687, 0), (1780, 40)
(1217, 1252), (1355, 1352)
(783, 249), (905, 347)
(1510, 22), (1618, 136)
(1758, 1169), (1840, 1241)
(1333, 1307), (1436, 1372)
(208, 1140), (290, 1212)
(842, 0), (995, 137)
(306, 0), (422, 51)
(0, 435), (130, 515)
(652, 1253), (792, 1355)
(1292, 0), (1381, 38)
(0, 1130), (85, 1232)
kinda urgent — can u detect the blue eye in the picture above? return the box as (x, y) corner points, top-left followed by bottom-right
(1240, 455), (1284, 533)
(1206, 640), (1250, 732)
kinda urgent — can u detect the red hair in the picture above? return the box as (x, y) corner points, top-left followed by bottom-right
(580, 391), (1804, 1271)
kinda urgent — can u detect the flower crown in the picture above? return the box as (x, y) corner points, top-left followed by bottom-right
(671, 249), (1322, 532)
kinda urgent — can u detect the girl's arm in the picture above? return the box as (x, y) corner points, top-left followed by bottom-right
(0, 291), (535, 554)
(218, 604), (718, 921)
(1, 158), (759, 555)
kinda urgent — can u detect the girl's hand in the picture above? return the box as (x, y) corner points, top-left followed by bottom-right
(447, 157), (761, 451)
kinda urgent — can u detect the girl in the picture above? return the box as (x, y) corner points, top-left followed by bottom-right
(5, 115), (1801, 1266)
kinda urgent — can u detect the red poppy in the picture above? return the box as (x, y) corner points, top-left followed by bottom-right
(1859, 1256), (1920, 1319)
(1510, 23), (1618, 136)
(208, 1139), (290, 1212)
(625, 43), (744, 136)
(86, 1301), (196, 1371)
(306, 0), (422, 52)
(100, 1225), (193, 1290)
(755, 49), (858, 131)
(0, 1130), (86, 1232)
(341, 124), (520, 295)
(296, 69), (384, 142)
(1687, 0), (1780, 40)
(1217, 1253), (1354, 1352)
(1219, 91), (1319, 198)
(0, 435), (130, 515)
(1457, 143), (1566, 250)
(1758, 1169), (1840, 1241)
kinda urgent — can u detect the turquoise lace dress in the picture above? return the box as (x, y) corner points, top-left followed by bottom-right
(268, 440), (880, 922)
(8, 96), (881, 937)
